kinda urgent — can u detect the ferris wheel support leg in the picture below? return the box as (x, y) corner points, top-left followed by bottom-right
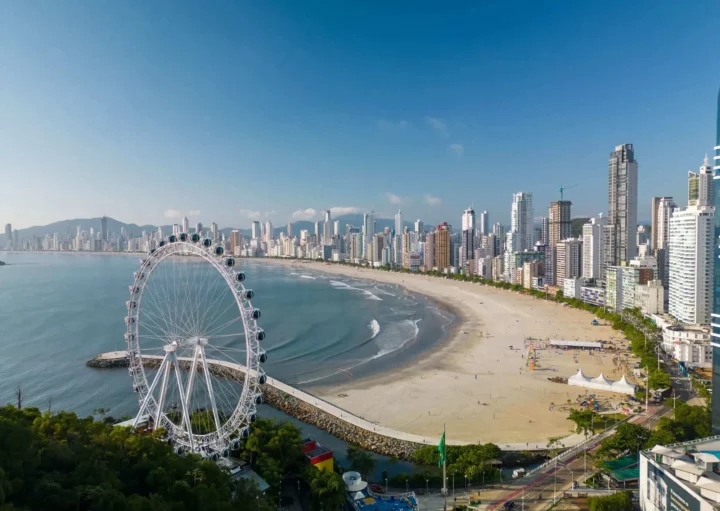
(184, 346), (201, 411)
(134, 354), (171, 428)
(199, 345), (222, 434)
(171, 351), (195, 453)
(155, 357), (172, 428)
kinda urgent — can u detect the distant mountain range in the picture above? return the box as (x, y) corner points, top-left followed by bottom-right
(0, 214), (406, 243)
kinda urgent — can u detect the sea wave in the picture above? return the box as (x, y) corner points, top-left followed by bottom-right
(369, 319), (380, 339)
(328, 280), (382, 301)
(298, 275), (316, 279)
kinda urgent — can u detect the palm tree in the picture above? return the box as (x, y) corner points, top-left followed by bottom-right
(310, 469), (346, 511)
(346, 445), (376, 480)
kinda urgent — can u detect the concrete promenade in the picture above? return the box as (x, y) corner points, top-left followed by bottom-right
(96, 351), (585, 451)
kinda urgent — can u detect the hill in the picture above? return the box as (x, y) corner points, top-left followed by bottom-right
(0, 214), (407, 243)
(571, 217), (590, 237)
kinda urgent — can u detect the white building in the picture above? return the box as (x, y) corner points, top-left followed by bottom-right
(668, 205), (714, 325)
(414, 219), (423, 237)
(395, 209), (403, 235)
(635, 280), (664, 315)
(251, 221), (259, 240)
(563, 278), (582, 299)
(182, 216), (189, 234)
(640, 439), (720, 511)
(511, 192), (534, 252)
(461, 206), (476, 268)
(556, 238), (582, 287)
(479, 211), (489, 236)
(688, 155), (715, 207)
(265, 220), (274, 242)
(582, 214), (606, 279)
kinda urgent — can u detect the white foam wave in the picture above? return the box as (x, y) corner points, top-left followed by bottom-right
(298, 274), (316, 279)
(372, 319), (420, 358)
(328, 280), (382, 300)
(369, 319), (380, 339)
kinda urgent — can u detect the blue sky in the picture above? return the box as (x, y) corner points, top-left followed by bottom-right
(1, 1), (719, 230)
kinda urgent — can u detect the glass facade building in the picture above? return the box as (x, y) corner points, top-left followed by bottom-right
(711, 88), (720, 433)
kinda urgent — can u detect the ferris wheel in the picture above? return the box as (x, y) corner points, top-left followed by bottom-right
(124, 232), (267, 458)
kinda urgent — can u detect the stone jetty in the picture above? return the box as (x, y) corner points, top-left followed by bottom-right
(87, 352), (424, 459)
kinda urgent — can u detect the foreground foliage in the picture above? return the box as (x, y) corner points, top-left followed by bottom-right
(588, 491), (633, 511)
(0, 405), (269, 510)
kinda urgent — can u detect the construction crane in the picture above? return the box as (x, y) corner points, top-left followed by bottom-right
(558, 184), (578, 201)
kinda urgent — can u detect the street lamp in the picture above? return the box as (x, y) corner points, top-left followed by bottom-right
(385, 478), (388, 493)
(465, 474), (467, 489)
(426, 479), (429, 495)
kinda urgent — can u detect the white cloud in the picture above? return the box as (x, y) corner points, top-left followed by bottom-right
(424, 195), (442, 207)
(330, 206), (363, 216)
(449, 143), (464, 158)
(188, 209), (201, 217)
(240, 209), (275, 220)
(291, 208), (318, 221)
(163, 209), (183, 219)
(377, 119), (410, 130)
(425, 116), (448, 138)
(385, 192), (405, 205)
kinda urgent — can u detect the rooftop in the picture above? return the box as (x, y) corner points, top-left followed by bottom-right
(643, 436), (720, 504)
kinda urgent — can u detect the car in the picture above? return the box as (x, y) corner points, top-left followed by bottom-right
(370, 484), (385, 494)
(503, 500), (516, 510)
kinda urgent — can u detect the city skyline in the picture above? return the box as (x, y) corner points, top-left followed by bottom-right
(2, 2), (720, 230)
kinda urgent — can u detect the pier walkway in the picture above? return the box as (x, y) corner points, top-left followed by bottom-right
(95, 351), (584, 451)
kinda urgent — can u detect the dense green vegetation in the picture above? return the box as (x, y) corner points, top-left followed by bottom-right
(0, 406), (347, 511)
(588, 491), (633, 511)
(406, 443), (502, 485)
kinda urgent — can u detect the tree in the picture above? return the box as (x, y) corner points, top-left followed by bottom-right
(596, 422), (650, 460)
(567, 409), (597, 438)
(589, 491), (632, 511)
(346, 445), (376, 480)
(309, 469), (345, 511)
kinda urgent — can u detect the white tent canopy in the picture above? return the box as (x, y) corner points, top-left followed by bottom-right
(568, 369), (637, 395)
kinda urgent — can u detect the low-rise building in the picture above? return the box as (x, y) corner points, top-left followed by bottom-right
(658, 321), (712, 368)
(580, 285), (605, 306)
(563, 277), (582, 298)
(523, 261), (544, 289)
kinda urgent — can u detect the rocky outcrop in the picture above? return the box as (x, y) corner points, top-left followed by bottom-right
(87, 355), (423, 459)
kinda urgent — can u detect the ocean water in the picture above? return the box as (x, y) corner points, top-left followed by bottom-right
(0, 252), (453, 421)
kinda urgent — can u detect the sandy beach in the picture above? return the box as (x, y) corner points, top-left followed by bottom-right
(258, 258), (637, 446)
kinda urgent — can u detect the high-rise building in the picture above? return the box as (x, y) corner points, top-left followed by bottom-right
(511, 192), (534, 252)
(230, 230), (240, 255)
(314, 221), (321, 239)
(4, 223), (12, 248)
(555, 238), (583, 288)
(582, 214), (607, 279)
(251, 221), (259, 240)
(435, 223), (451, 269)
(424, 231), (436, 270)
(323, 210), (332, 245)
(605, 144), (638, 266)
(540, 217), (549, 245)
(395, 209), (403, 235)
(711, 88), (720, 432)
(196, 222), (203, 235)
(362, 213), (374, 238)
(182, 217), (189, 234)
(265, 220), (273, 242)
(479, 211), (489, 236)
(460, 207), (476, 268)
(688, 155), (715, 207)
(668, 205), (714, 325)
(287, 223), (293, 237)
(414, 219), (424, 236)
(101, 216), (108, 242)
(548, 201), (572, 247)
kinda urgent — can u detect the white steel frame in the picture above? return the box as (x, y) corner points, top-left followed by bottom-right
(125, 239), (263, 457)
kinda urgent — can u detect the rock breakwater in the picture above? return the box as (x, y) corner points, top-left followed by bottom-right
(87, 355), (423, 459)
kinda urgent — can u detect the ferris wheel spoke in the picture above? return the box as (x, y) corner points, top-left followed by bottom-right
(204, 313), (244, 340)
(176, 259), (196, 337)
(205, 332), (246, 341)
(197, 274), (231, 335)
(192, 257), (215, 336)
(140, 306), (177, 340)
(199, 345), (222, 433)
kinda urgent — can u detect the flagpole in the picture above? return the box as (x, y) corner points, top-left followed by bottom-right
(443, 423), (447, 511)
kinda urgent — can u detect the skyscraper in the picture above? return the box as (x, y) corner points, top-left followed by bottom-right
(287, 223), (293, 237)
(605, 144), (638, 266)
(435, 223), (451, 269)
(711, 88), (720, 432)
(668, 204), (714, 325)
(651, 197), (676, 251)
(424, 231), (436, 270)
(101, 216), (108, 242)
(251, 221), (259, 240)
(363, 213), (374, 238)
(556, 238), (583, 287)
(196, 222), (203, 235)
(479, 211), (489, 236)
(510, 192), (534, 252)
(582, 214), (607, 279)
(540, 217), (549, 245)
(414, 220), (424, 236)
(230, 230), (240, 255)
(333, 220), (340, 237)
(395, 209), (403, 235)
(548, 200), (572, 247)
(265, 220), (273, 242)
(460, 207), (476, 267)
(688, 155), (715, 207)
(182, 217), (189, 234)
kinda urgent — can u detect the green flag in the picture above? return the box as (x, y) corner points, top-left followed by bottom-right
(437, 431), (446, 467)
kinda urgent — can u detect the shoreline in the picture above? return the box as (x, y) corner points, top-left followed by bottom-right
(250, 258), (628, 445)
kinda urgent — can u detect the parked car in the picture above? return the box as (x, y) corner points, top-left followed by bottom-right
(503, 500), (516, 510)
